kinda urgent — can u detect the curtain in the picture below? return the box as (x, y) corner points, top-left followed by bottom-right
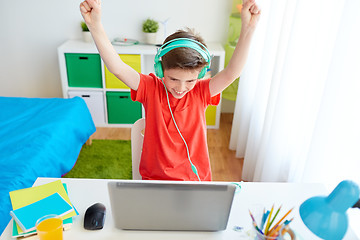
(229, 0), (360, 186)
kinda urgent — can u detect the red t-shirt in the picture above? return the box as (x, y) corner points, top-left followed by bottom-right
(131, 73), (220, 181)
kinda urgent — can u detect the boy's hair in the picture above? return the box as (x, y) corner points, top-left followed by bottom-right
(161, 28), (208, 72)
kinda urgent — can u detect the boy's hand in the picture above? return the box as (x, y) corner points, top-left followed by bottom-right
(241, 0), (261, 32)
(80, 0), (102, 29)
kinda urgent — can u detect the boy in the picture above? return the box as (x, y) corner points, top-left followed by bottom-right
(80, 0), (261, 181)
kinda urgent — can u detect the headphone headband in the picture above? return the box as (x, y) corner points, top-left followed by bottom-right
(156, 38), (211, 62)
(154, 38), (212, 79)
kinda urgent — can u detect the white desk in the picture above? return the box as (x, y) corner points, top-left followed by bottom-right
(1, 178), (358, 240)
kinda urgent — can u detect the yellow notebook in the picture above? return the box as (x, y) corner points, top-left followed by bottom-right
(9, 180), (77, 235)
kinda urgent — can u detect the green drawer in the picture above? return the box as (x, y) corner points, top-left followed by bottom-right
(65, 53), (102, 88)
(106, 92), (142, 124)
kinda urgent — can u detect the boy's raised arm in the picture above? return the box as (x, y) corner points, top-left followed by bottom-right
(209, 0), (261, 97)
(80, 0), (140, 90)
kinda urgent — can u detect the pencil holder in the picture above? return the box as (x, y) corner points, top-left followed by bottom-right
(253, 224), (296, 240)
(249, 204), (296, 240)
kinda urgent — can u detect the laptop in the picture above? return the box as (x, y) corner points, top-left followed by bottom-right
(108, 180), (236, 231)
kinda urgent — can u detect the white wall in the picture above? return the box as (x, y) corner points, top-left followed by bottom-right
(0, 0), (232, 98)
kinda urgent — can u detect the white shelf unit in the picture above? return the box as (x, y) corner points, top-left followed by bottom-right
(58, 40), (225, 129)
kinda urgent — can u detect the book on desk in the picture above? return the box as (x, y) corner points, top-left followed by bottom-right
(8, 180), (77, 239)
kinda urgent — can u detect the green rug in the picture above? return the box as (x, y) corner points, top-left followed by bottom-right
(63, 139), (132, 179)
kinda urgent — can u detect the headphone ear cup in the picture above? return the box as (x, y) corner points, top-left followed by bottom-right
(198, 67), (208, 79)
(154, 61), (164, 78)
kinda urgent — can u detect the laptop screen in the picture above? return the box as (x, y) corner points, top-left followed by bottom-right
(108, 180), (236, 231)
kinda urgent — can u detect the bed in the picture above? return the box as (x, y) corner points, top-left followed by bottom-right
(0, 96), (96, 234)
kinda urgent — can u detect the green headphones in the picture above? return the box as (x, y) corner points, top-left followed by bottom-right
(154, 38), (212, 79)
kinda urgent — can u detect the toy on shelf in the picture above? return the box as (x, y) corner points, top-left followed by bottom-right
(231, 0), (242, 18)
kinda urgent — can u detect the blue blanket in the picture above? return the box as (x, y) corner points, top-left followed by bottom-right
(0, 96), (96, 234)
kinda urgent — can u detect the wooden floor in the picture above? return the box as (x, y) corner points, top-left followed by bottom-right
(207, 113), (243, 182)
(91, 113), (243, 182)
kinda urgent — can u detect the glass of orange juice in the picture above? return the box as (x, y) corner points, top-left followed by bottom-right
(36, 214), (63, 240)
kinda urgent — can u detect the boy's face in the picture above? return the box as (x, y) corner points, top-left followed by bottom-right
(163, 68), (200, 99)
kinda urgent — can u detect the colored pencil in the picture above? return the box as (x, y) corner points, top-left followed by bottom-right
(268, 223), (283, 237)
(264, 204), (274, 234)
(249, 209), (256, 222)
(268, 205), (282, 229)
(261, 210), (270, 231)
(281, 218), (294, 235)
(260, 208), (265, 230)
(284, 218), (294, 226)
(249, 210), (264, 234)
(268, 207), (293, 234)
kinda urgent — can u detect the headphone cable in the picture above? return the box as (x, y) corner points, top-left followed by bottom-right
(161, 78), (201, 181)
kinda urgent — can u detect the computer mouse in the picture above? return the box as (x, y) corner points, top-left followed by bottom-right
(84, 203), (106, 230)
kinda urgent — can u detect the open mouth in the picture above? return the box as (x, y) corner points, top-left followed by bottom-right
(174, 90), (185, 95)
